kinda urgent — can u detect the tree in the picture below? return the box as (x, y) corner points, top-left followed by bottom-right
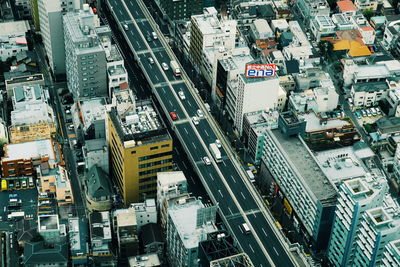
(318, 40), (334, 59)
(363, 9), (374, 21)
(0, 138), (8, 157)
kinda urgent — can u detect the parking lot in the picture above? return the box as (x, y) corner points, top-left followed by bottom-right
(0, 189), (38, 230)
(353, 107), (383, 124)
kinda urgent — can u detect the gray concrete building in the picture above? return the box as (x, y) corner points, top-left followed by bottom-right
(63, 4), (107, 99)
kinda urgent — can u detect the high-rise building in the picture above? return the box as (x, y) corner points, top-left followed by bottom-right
(352, 206), (400, 266)
(159, 0), (204, 22)
(38, 0), (66, 76)
(190, 7), (236, 68)
(107, 97), (173, 205)
(261, 113), (337, 251)
(381, 239), (400, 267)
(63, 4), (107, 98)
(226, 72), (280, 135)
(327, 176), (388, 266)
(166, 199), (217, 266)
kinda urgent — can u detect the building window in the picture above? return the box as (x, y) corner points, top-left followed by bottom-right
(150, 146), (158, 150)
(131, 151), (136, 154)
(161, 144), (169, 148)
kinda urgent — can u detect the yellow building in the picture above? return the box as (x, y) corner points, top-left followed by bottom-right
(108, 96), (173, 205)
(9, 122), (56, 143)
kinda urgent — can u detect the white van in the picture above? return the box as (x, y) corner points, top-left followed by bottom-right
(241, 223), (251, 234)
(152, 32), (158, 40)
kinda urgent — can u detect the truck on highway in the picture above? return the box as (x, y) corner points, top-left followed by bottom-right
(209, 143), (222, 163)
(170, 61), (181, 77)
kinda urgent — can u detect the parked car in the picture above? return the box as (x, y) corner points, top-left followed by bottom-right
(162, 62), (169, 71)
(361, 110), (367, 117)
(178, 91), (185, 100)
(192, 117), (199, 125)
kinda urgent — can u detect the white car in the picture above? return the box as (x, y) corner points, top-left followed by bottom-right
(123, 24), (128, 31)
(215, 139), (221, 148)
(203, 156), (211, 165)
(192, 117), (199, 125)
(162, 62), (169, 71)
(68, 125), (74, 130)
(197, 109), (204, 117)
(178, 91), (185, 100)
(148, 57), (154, 64)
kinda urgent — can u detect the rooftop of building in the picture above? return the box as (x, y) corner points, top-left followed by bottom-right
(13, 84), (44, 104)
(109, 99), (169, 147)
(192, 7), (237, 36)
(352, 81), (389, 93)
(68, 217), (88, 255)
(270, 129), (337, 204)
(157, 171), (187, 186)
(23, 241), (68, 265)
(131, 199), (156, 212)
(252, 19), (272, 35)
(5, 73), (44, 85)
(332, 13), (354, 26)
(288, 20), (310, 47)
(0, 20), (30, 37)
(314, 15), (335, 27)
(365, 206), (400, 229)
(168, 200), (217, 249)
(11, 102), (54, 126)
(63, 7), (102, 49)
(116, 208), (136, 228)
(337, 0), (358, 12)
(219, 51), (253, 72)
(314, 146), (367, 183)
(89, 211), (111, 240)
(38, 214), (59, 231)
(298, 112), (353, 132)
(376, 116), (400, 135)
(128, 253), (161, 267)
(76, 97), (107, 128)
(85, 138), (107, 152)
(2, 139), (56, 162)
(86, 165), (112, 200)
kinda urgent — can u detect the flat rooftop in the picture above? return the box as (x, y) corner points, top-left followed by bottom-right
(270, 129), (337, 203)
(298, 112), (352, 132)
(3, 139), (55, 162)
(68, 217), (88, 254)
(314, 146), (366, 184)
(116, 208), (137, 227)
(109, 100), (169, 146)
(77, 97), (107, 128)
(38, 215), (59, 231)
(157, 171), (187, 186)
(168, 200), (216, 249)
(0, 20), (30, 36)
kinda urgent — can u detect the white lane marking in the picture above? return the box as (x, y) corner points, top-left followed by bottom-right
(249, 244), (255, 253)
(188, 101), (192, 107)
(239, 225), (243, 234)
(218, 190), (223, 198)
(262, 228), (268, 237)
(192, 142), (197, 149)
(209, 173), (214, 181)
(231, 175), (236, 183)
(162, 88), (166, 93)
(240, 192), (246, 199)
(184, 128), (188, 134)
(228, 207), (233, 215)
(175, 149), (180, 156)
(222, 161), (226, 167)
(135, 41), (140, 47)
(204, 130), (209, 137)
(273, 247), (279, 256)
(182, 161), (187, 169)
(254, 213), (257, 218)
(169, 100), (173, 106)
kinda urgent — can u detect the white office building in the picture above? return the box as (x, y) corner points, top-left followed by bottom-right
(63, 4), (107, 98)
(226, 73), (280, 135)
(156, 171), (188, 210)
(166, 200), (217, 267)
(190, 7), (236, 64)
(327, 176), (388, 266)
